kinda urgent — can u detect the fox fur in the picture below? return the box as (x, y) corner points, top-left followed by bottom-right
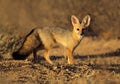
(12, 15), (91, 64)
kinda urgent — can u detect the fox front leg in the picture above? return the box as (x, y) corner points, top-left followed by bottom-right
(66, 48), (74, 64)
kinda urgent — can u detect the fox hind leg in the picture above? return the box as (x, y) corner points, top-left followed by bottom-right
(44, 49), (53, 64)
(32, 49), (38, 63)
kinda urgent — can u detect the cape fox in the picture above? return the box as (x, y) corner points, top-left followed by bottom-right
(12, 15), (91, 64)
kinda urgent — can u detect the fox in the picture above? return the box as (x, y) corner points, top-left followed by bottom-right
(12, 15), (91, 64)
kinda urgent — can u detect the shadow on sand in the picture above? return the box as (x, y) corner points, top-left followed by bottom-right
(74, 49), (120, 60)
(37, 49), (120, 73)
(36, 48), (120, 63)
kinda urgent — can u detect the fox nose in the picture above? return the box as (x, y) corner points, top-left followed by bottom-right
(80, 29), (85, 36)
(80, 32), (84, 36)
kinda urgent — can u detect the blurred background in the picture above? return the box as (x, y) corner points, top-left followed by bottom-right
(0, 0), (120, 39)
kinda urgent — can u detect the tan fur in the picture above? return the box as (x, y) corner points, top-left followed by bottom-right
(12, 15), (91, 64)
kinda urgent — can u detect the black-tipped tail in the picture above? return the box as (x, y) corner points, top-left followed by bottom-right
(12, 51), (28, 60)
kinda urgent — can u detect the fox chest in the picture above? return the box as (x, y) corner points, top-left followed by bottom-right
(55, 36), (80, 49)
(67, 35), (83, 49)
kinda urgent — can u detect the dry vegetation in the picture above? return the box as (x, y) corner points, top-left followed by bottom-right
(0, 0), (120, 84)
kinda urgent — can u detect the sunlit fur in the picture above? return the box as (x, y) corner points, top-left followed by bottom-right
(12, 15), (91, 64)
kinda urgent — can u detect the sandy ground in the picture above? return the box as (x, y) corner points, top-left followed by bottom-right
(0, 37), (120, 84)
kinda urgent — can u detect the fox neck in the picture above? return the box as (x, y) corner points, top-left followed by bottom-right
(72, 31), (82, 42)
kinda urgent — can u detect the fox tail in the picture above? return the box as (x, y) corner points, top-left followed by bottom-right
(12, 28), (41, 60)
(12, 51), (29, 60)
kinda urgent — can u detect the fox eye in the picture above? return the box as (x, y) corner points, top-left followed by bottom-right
(77, 28), (79, 31)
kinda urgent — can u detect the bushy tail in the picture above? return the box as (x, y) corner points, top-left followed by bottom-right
(12, 51), (29, 60)
(12, 28), (41, 60)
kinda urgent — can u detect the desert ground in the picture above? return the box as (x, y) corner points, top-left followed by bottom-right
(0, 37), (120, 84)
(0, 0), (120, 84)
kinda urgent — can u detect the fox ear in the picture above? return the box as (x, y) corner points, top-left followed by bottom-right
(81, 15), (91, 28)
(71, 15), (80, 26)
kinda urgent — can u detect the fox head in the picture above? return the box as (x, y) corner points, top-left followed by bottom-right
(71, 15), (91, 38)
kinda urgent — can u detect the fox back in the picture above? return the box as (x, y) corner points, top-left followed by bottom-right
(37, 15), (91, 50)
